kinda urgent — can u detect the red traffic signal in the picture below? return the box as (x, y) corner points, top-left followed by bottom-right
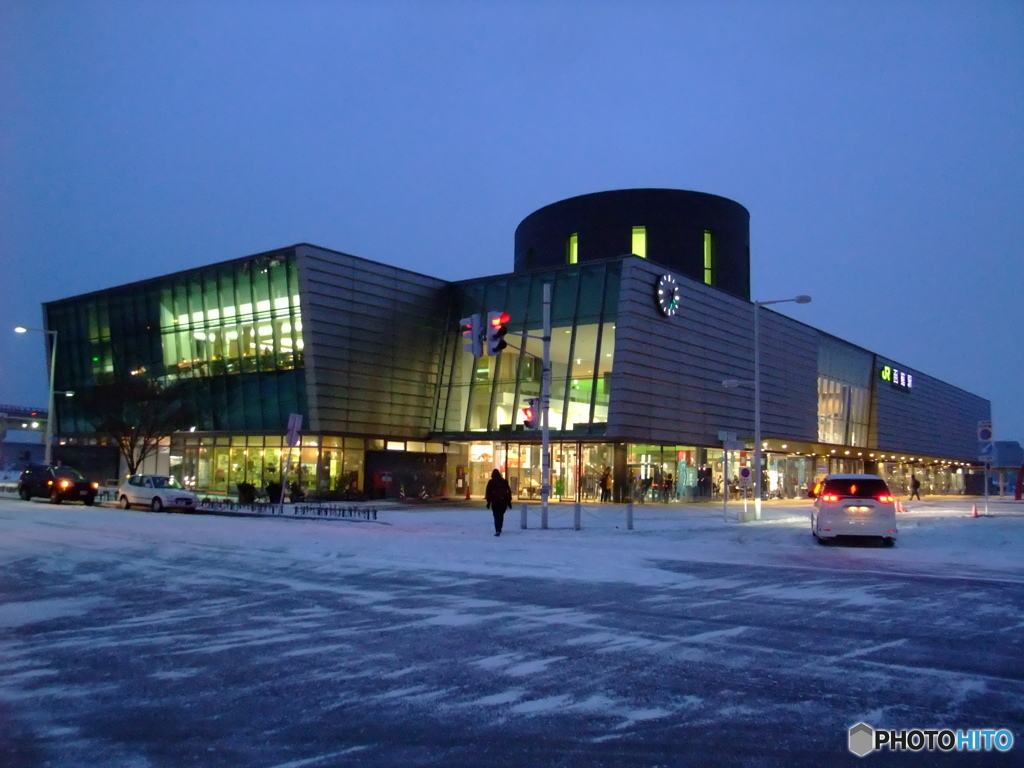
(460, 313), (482, 357)
(486, 311), (510, 355)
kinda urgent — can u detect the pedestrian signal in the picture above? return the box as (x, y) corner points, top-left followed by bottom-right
(522, 397), (539, 429)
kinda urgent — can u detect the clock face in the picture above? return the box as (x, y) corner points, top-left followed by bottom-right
(656, 274), (680, 317)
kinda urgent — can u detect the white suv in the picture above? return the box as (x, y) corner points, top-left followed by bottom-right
(810, 473), (897, 547)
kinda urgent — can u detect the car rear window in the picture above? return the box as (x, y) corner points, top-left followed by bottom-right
(53, 467), (85, 481)
(822, 478), (890, 498)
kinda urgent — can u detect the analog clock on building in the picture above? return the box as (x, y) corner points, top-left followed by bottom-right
(656, 274), (680, 317)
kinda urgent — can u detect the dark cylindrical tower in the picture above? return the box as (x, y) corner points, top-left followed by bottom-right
(514, 189), (750, 300)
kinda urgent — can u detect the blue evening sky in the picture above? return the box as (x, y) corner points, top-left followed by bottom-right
(1, 1), (1022, 443)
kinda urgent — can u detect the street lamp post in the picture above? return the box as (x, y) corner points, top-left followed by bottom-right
(15, 326), (58, 465)
(750, 295), (811, 520)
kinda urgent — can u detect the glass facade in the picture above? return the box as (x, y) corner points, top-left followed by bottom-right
(47, 249), (308, 435)
(817, 336), (871, 446)
(434, 262), (620, 438)
(159, 254), (303, 379)
(169, 433), (367, 496)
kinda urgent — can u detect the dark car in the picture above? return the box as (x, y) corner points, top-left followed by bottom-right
(18, 464), (99, 505)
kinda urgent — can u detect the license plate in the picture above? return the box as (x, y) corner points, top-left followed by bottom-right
(79, 490), (89, 496)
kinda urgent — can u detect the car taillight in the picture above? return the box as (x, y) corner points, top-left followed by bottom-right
(877, 494), (894, 503)
(91, 482), (99, 489)
(822, 494), (840, 503)
(60, 480), (71, 489)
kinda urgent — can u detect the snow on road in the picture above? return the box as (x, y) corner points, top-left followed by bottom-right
(2, 495), (1023, 590)
(1, 495), (1022, 766)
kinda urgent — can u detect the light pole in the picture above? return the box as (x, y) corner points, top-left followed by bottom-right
(750, 295), (811, 520)
(15, 326), (58, 465)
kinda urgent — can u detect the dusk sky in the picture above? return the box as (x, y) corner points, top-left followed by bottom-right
(1, 1), (1021, 444)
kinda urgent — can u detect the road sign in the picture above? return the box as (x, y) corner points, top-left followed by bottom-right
(978, 420), (993, 442)
(738, 467), (752, 487)
(978, 440), (995, 464)
(286, 413), (303, 448)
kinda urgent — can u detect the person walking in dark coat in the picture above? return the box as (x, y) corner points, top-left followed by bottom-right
(909, 474), (922, 500)
(485, 468), (513, 536)
(599, 467), (612, 502)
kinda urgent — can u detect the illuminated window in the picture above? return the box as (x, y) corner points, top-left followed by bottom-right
(159, 254), (303, 378)
(632, 226), (646, 258)
(567, 233), (578, 265)
(703, 231), (714, 285)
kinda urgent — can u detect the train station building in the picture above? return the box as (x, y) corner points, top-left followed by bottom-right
(42, 189), (990, 501)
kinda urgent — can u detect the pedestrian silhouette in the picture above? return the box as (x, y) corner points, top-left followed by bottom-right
(485, 469), (512, 536)
(909, 475), (921, 501)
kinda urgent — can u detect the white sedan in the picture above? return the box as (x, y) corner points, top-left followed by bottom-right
(118, 475), (199, 512)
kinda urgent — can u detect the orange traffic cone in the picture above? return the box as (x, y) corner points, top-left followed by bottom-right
(895, 500), (904, 513)
(972, 503), (979, 518)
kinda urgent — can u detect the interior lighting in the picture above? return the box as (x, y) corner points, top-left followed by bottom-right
(632, 226), (647, 258)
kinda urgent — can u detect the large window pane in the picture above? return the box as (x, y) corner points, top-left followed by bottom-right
(156, 252), (302, 381)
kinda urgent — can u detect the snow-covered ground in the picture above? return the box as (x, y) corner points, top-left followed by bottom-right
(1, 495), (1022, 767)
(2, 495), (1022, 617)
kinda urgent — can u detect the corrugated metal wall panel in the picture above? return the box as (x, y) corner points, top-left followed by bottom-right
(608, 258), (819, 445)
(873, 362), (989, 458)
(296, 245), (451, 438)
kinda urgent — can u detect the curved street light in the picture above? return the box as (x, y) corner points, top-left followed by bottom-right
(15, 326), (58, 465)
(751, 295), (812, 520)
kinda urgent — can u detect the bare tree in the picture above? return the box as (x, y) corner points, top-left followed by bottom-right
(77, 379), (193, 476)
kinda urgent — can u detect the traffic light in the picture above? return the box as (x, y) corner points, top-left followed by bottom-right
(460, 313), (482, 357)
(486, 311), (510, 355)
(522, 397), (539, 429)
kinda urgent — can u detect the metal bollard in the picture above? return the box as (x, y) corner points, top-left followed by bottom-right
(520, 503), (528, 529)
(573, 503), (581, 531)
(626, 501), (634, 530)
